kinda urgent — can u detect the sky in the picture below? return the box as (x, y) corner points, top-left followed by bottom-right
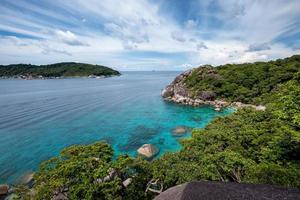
(0, 0), (300, 71)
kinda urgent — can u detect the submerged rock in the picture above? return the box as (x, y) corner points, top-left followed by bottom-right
(172, 126), (192, 136)
(0, 184), (9, 196)
(137, 144), (159, 159)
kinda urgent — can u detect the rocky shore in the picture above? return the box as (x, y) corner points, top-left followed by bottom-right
(162, 69), (266, 111)
(0, 74), (118, 80)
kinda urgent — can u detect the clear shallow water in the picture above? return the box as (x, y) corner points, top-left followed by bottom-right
(0, 71), (232, 184)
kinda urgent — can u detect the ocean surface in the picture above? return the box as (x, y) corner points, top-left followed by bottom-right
(0, 71), (233, 184)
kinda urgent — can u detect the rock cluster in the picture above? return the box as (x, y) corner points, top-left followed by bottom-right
(162, 69), (266, 111)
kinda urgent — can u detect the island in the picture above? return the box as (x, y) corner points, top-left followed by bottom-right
(2, 55), (299, 199)
(0, 62), (120, 79)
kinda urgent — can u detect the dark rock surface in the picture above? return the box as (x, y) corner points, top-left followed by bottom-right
(197, 91), (216, 101)
(154, 181), (300, 200)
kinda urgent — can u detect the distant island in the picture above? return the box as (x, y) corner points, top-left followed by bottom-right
(0, 62), (120, 79)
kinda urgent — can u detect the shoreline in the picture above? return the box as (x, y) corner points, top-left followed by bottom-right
(163, 94), (266, 112)
(161, 68), (266, 112)
(0, 74), (121, 80)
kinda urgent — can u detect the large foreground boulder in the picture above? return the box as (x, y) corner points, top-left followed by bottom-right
(154, 181), (300, 200)
(137, 144), (159, 159)
(0, 184), (9, 196)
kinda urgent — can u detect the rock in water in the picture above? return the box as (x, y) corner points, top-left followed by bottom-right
(20, 172), (35, 188)
(172, 126), (192, 136)
(137, 144), (159, 159)
(0, 184), (9, 196)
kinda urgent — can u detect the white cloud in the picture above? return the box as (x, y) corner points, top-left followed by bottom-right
(197, 42), (208, 50)
(246, 43), (271, 52)
(185, 20), (197, 29)
(171, 31), (186, 43)
(0, 0), (299, 70)
(54, 30), (88, 46)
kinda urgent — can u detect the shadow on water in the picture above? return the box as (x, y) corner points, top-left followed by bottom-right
(117, 125), (162, 152)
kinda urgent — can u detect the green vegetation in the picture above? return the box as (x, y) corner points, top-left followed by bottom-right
(0, 62), (120, 78)
(15, 142), (154, 200)
(15, 55), (300, 199)
(184, 55), (300, 103)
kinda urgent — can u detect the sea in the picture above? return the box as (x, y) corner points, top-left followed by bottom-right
(0, 71), (233, 184)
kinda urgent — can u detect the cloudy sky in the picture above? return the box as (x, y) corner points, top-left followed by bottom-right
(0, 0), (300, 70)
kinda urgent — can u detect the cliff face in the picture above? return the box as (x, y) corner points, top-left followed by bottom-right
(162, 66), (265, 111)
(162, 67), (227, 110)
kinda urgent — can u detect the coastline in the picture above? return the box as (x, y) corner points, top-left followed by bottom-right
(0, 74), (121, 80)
(162, 94), (266, 112)
(161, 69), (266, 112)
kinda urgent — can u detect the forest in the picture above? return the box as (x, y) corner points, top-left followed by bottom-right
(0, 62), (120, 78)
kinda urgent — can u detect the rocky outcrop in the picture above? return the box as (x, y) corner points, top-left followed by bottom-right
(137, 144), (159, 159)
(162, 69), (266, 111)
(20, 172), (35, 188)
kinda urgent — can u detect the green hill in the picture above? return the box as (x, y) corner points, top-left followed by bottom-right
(184, 55), (300, 104)
(0, 62), (120, 78)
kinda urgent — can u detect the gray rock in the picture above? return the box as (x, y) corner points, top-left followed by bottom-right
(162, 85), (174, 98)
(137, 144), (159, 159)
(197, 91), (216, 101)
(122, 178), (132, 188)
(174, 86), (188, 97)
(20, 172), (35, 188)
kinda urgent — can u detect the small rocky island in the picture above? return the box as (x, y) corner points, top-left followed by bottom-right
(0, 62), (120, 79)
(162, 66), (265, 111)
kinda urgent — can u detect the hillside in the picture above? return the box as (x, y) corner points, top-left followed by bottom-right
(162, 55), (300, 108)
(184, 55), (300, 104)
(0, 62), (120, 78)
(10, 56), (300, 199)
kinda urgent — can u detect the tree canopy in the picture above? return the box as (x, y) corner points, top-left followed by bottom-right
(0, 62), (120, 78)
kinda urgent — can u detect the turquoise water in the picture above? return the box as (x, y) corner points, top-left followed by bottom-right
(0, 72), (232, 184)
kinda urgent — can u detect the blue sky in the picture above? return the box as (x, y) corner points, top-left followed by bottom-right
(0, 0), (300, 70)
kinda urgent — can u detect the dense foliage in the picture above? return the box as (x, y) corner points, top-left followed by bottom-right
(16, 142), (152, 200)
(184, 55), (300, 103)
(16, 55), (300, 199)
(0, 62), (120, 77)
(152, 80), (300, 189)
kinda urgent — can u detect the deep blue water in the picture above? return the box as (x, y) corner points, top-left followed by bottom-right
(0, 72), (232, 184)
